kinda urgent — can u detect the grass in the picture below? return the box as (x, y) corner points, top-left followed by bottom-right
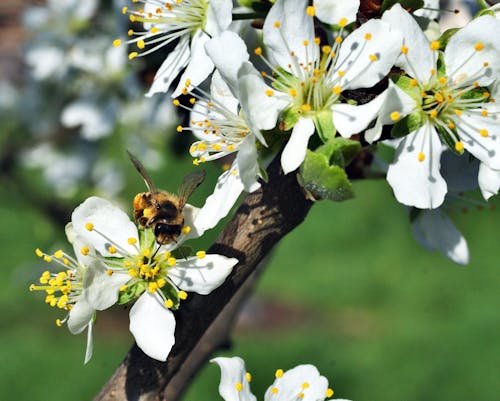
(1, 171), (498, 401)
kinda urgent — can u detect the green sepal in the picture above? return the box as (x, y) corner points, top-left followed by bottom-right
(381, 0), (424, 12)
(460, 86), (490, 102)
(477, 9), (495, 17)
(280, 106), (300, 131)
(436, 52), (446, 79)
(435, 122), (463, 155)
(138, 228), (155, 250)
(313, 110), (337, 143)
(118, 281), (146, 305)
(298, 138), (361, 202)
(171, 246), (193, 259)
(476, 0), (491, 11)
(390, 74), (421, 104)
(391, 112), (424, 138)
(438, 28), (460, 50)
(160, 284), (181, 310)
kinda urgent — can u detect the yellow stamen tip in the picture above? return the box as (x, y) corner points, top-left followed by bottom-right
(85, 223), (94, 231)
(55, 319), (62, 327)
(167, 257), (177, 267)
(273, 21), (281, 28)
(177, 125), (183, 133)
(430, 41), (440, 51)
(364, 33), (372, 41)
(479, 129), (489, 138)
(128, 52), (138, 60)
(179, 290), (188, 300)
(271, 387), (279, 394)
(35, 248), (43, 257)
(235, 382), (243, 392)
(127, 237), (137, 245)
(173, 99), (180, 106)
(245, 372), (252, 382)
(181, 225), (191, 235)
(113, 39), (122, 47)
(401, 45), (408, 54)
(81, 247), (89, 256)
(108, 246), (117, 254)
(418, 152), (425, 162)
(275, 369), (284, 378)
(326, 388), (334, 398)
(369, 54), (378, 62)
(265, 89), (274, 97)
(410, 79), (418, 87)
(196, 250), (206, 259)
(455, 141), (464, 152)
(165, 299), (174, 308)
(137, 39), (145, 49)
(106, 269), (114, 276)
(306, 6), (315, 16)
(338, 17), (348, 27)
(474, 42), (484, 51)
(390, 111), (401, 121)
(54, 249), (64, 259)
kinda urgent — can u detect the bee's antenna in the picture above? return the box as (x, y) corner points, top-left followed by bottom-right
(151, 244), (161, 260)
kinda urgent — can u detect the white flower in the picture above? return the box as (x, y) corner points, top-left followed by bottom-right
(312, 0), (360, 26)
(30, 225), (104, 363)
(212, 356), (350, 401)
(116, 0), (233, 97)
(70, 196), (238, 361)
(208, 0), (401, 174)
(354, 4), (500, 209)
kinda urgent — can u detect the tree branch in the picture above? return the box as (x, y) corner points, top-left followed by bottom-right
(93, 154), (314, 401)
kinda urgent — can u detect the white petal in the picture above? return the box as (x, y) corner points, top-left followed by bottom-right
(84, 320), (94, 364)
(71, 196), (138, 257)
(445, 15), (500, 88)
(336, 19), (402, 90)
(382, 4), (434, 84)
(181, 204), (203, 240)
(457, 112), (500, 170)
(263, 0), (317, 69)
(313, 0), (359, 25)
(264, 365), (329, 401)
(478, 163), (500, 200)
(84, 262), (130, 310)
(210, 70), (239, 115)
(237, 62), (288, 144)
(281, 117), (316, 174)
(172, 31), (215, 97)
(413, 0), (440, 20)
(205, 30), (249, 96)
(387, 124), (447, 209)
(193, 168), (244, 233)
(61, 99), (115, 140)
(211, 357), (256, 401)
(129, 292), (176, 361)
(205, 0), (233, 37)
(412, 209), (469, 265)
(146, 37), (190, 97)
(237, 135), (261, 192)
(169, 254), (237, 295)
(67, 298), (94, 335)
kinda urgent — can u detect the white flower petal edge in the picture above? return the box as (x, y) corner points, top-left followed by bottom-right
(211, 357), (256, 401)
(478, 163), (500, 200)
(387, 123), (447, 209)
(84, 320), (94, 364)
(169, 254), (238, 295)
(237, 135), (261, 193)
(281, 117), (316, 174)
(67, 297), (95, 335)
(411, 209), (469, 265)
(413, 0), (440, 20)
(263, 365), (329, 401)
(129, 292), (176, 361)
(71, 196), (138, 257)
(205, 0), (233, 37)
(313, 0), (360, 25)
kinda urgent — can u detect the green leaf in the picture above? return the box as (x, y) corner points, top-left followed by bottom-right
(118, 281), (145, 305)
(391, 112), (425, 138)
(390, 74), (421, 104)
(313, 110), (336, 143)
(381, 0), (424, 12)
(298, 150), (355, 202)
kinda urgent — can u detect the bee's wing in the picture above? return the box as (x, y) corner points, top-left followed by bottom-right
(127, 150), (157, 193)
(178, 170), (206, 209)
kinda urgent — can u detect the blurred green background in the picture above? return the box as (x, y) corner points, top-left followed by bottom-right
(1, 168), (498, 401)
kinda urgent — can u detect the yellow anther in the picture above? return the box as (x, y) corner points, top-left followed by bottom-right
(338, 70), (345, 77)
(430, 41), (440, 51)
(421, 92), (427, 98)
(128, 268), (138, 277)
(390, 111), (401, 121)
(289, 88), (297, 97)
(181, 225), (191, 235)
(179, 290), (188, 300)
(197, 142), (207, 151)
(333, 85), (342, 95)
(401, 45), (408, 54)
(265, 89), (274, 97)
(128, 29), (134, 36)
(439, 77), (447, 85)
(338, 17), (348, 27)
(54, 249), (64, 259)
(429, 110), (438, 118)
(212, 143), (221, 151)
(227, 144), (235, 151)
(167, 257), (177, 267)
(43, 255), (53, 263)
(122, 6), (128, 14)
(479, 129), (489, 137)
(301, 104), (312, 112)
(254, 47), (263, 56)
(275, 369), (284, 378)
(176, 125), (183, 133)
(483, 92), (490, 98)
(418, 152), (425, 162)
(127, 237), (137, 245)
(184, 79), (191, 87)
(448, 122), (455, 129)
(196, 250), (206, 259)
(335, 36), (343, 44)
(483, 62), (489, 67)
(481, 109), (488, 117)
(235, 382), (243, 392)
(302, 382), (310, 389)
(56, 319), (63, 327)
(434, 93), (444, 103)
(148, 282), (158, 293)
(119, 284), (128, 292)
(322, 45), (331, 54)
(193, 159), (200, 166)
(157, 278), (166, 288)
(35, 248), (43, 257)
(246, 372), (252, 382)
(113, 39), (122, 47)
(306, 6), (315, 16)
(274, 21), (280, 28)
(151, 26), (159, 34)
(314, 37), (320, 45)
(365, 33), (372, 41)
(189, 98), (196, 105)
(85, 223), (94, 231)
(108, 246), (117, 254)
(455, 109), (463, 116)
(165, 299), (174, 308)
(409, 79), (418, 87)
(369, 54), (378, 62)
(137, 40), (145, 49)
(455, 141), (464, 151)
(129, 14), (136, 22)
(173, 99), (180, 106)
(231, 169), (238, 176)
(298, 392), (305, 399)
(474, 42), (484, 51)
(106, 270), (114, 276)
(303, 40), (309, 46)
(128, 52), (138, 60)
(326, 388), (334, 398)
(430, 68), (436, 75)
(271, 387), (279, 394)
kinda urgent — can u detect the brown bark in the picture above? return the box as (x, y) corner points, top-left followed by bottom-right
(93, 155), (313, 401)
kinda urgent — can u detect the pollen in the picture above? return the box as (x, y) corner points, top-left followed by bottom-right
(326, 388), (334, 398)
(303, 40), (309, 46)
(455, 141), (464, 151)
(429, 110), (438, 118)
(418, 152), (425, 162)
(128, 52), (138, 60)
(167, 257), (177, 267)
(113, 39), (122, 47)
(369, 54), (378, 62)
(271, 387), (279, 394)
(122, 6), (128, 14)
(474, 42), (484, 51)
(301, 104), (312, 112)
(119, 284), (128, 292)
(338, 17), (348, 27)
(177, 125), (183, 133)
(81, 247), (89, 256)
(148, 282), (158, 293)
(322, 45), (331, 54)
(137, 40), (145, 49)
(430, 41), (440, 51)
(479, 129), (489, 137)
(246, 372), (252, 382)
(108, 246), (117, 254)
(36, 248), (43, 257)
(56, 319), (63, 327)
(314, 37), (321, 45)
(54, 249), (64, 259)
(275, 369), (284, 378)
(157, 278), (166, 288)
(44, 255), (52, 262)
(128, 29), (133, 36)
(335, 36), (343, 44)
(401, 45), (408, 54)
(302, 382), (310, 389)
(448, 122), (456, 129)
(333, 85), (342, 95)
(151, 27), (159, 34)
(265, 89), (274, 97)
(289, 88), (297, 97)
(235, 382), (243, 392)
(179, 290), (188, 300)
(274, 21), (281, 28)
(254, 47), (262, 56)
(181, 225), (191, 235)
(196, 250), (206, 259)
(298, 392), (305, 399)
(483, 92), (490, 98)
(173, 99), (180, 106)
(439, 77), (447, 85)
(390, 111), (401, 121)
(189, 98), (196, 105)
(455, 109), (462, 116)
(306, 6), (315, 16)
(106, 269), (114, 276)
(481, 109), (488, 117)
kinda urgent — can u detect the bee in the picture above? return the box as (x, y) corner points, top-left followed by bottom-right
(128, 151), (206, 245)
